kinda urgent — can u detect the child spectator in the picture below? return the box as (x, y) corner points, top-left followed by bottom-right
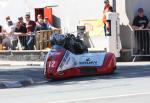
(36, 14), (43, 26)
(44, 17), (57, 30)
(35, 18), (47, 32)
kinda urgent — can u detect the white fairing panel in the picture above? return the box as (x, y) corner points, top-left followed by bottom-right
(57, 51), (106, 72)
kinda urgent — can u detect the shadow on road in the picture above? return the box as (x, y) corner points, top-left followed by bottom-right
(43, 65), (150, 86)
(1, 64), (150, 88)
(0, 67), (45, 83)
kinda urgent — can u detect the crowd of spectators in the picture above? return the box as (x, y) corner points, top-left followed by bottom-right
(0, 14), (57, 50)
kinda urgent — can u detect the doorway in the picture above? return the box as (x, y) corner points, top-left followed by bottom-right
(35, 8), (44, 21)
(35, 7), (53, 24)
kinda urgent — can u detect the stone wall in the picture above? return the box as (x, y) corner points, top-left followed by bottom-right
(0, 51), (48, 61)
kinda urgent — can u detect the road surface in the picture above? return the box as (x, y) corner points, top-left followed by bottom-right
(0, 63), (150, 103)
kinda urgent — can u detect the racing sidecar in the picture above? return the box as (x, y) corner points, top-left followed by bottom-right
(44, 33), (116, 80)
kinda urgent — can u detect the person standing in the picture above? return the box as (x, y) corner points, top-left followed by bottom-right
(25, 14), (36, 50)
(103, 0), (113, 35)
(34, 15), (47, 32)
(14, 22), (27, 50)
(36, 14), (43, 27)
(18, 17), (26, 27)
(2, 20), (17, 50)
(132, 8), (149, 54)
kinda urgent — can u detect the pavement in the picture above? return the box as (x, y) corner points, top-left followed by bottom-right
(0, 61), (44, 66)
(0, 61), (44, 89)
(0, 61), (150, 89)
(0, 75), (34, 89)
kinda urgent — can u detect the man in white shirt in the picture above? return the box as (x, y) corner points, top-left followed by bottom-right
(2, 20), (18, 50)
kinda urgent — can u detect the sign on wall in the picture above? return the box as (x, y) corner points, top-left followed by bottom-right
(79, 19), (104, 36)
(79, 19), (106, 49)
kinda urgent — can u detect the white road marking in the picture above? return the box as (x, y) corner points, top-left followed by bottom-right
(117, 62), (150, 66)
(47, 92), (150, 103)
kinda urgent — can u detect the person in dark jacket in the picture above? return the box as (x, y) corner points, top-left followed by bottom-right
(132, 8), (149, 54)
(14, 22), (27, 49)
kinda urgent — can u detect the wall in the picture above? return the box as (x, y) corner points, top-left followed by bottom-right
(1, 0), (149, 49)
(0, 0), (111, 32)
(116, 0), (150, 49)
(53, 0), (110, 33)
(0, 0), (57, 25)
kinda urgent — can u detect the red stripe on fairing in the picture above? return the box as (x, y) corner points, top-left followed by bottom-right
(45, 50), (66, 79)
(97, 52), (116, 74)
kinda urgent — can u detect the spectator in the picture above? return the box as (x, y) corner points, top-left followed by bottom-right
(34, 19), (47, 32)
(0, 25), (3, 43)
(0, 25), (2, 34)
(132, 8), (149, 29)
(4, 16), (14, 29)
(0, 25), (3, 50)
(14, 22), (27, 50)
(2, 20), (17, 50)
(3, 16), (11, 31)
(2, 17), (12, 49)
(44, 17), (57, 30)
(25, 14), (36, 50)
(103, 0), (113, 36)
(36, 14), (43, 27)
(25, 14), (36, 33)
(15, 22), (27, 33)
(5, 16), (10, 22)
(132, 8), (149, 54)
(18, 17), (26, 27)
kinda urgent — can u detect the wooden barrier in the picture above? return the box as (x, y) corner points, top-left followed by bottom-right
(0, 35), (4, 50)
(35, 29), (61, 50)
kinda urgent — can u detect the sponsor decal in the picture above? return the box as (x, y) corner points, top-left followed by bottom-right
(79, 58), (98, 65)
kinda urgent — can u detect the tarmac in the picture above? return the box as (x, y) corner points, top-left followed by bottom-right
(0, 75), (34, 89)
(0, 61), (44, 89)
(0, 61), (150, 89)
(0, 61), (44, 66)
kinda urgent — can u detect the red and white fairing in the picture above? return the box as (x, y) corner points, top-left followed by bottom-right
(44, 47), (116, 80)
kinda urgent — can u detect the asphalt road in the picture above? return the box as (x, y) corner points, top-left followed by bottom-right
(0, 63), (150, 103)
(0, 66), (45, 84)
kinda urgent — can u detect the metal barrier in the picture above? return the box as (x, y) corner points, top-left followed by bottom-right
(0, 29), (61, 51)
(131, 28), (150, 61)
(0, 30), (61, 61)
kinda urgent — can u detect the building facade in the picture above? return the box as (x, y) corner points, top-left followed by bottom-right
(0, 0), (149, 50)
